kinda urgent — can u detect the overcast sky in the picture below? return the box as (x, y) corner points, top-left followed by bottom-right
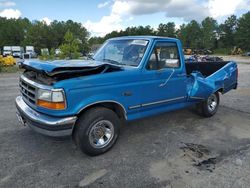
(0, 0), (249, 36)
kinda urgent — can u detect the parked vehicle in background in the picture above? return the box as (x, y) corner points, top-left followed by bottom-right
(12, 46), (24, 58)
(242, 52), (250, 56)
(3, 46), (12, 57)
(24, 46), (37, 59)
(16, 36), (238, 156)
(55, 49), (61, 56)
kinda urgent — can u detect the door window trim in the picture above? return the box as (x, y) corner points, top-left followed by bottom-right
(144, 40), (182, 71)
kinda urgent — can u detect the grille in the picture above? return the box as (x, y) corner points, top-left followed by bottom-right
(19, 78), (36, 104)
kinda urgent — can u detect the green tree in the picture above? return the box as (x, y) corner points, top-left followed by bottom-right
(235, 12), (250, 51)
(218, 15), (237, 48)
(201, 17), (218, 49)
(23, 21), (50, 52)
(47, 21), (66, 49)
(1, 14), (250, 55)
(177, 20), (202, 49)
(177, 24), (188, 47)
(59, 30), (80, 59)
(64, 20), (90, 54)
(157, 22), (176, 37)
(21, 19), (89, 54)
(89, 36), (105, 46)
(0, 17), (31, 47)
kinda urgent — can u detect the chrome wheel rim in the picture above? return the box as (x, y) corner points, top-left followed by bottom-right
(89, 120), (114, 149)
(207, 94), (218, 112)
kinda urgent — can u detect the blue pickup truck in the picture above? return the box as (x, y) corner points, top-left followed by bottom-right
(16, 36), (238, 156)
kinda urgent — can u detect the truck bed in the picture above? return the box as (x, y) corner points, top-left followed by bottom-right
(185, 61), (229, 77)
(186, 61), (238, 100)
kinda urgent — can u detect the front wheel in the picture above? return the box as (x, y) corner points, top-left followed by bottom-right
(73, 107), (121, 156)
(197, 92), (220, 117)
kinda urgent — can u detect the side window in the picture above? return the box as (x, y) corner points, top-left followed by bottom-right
(147, 42), (180, 70)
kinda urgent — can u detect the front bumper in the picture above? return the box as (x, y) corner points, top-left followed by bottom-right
(15, 96), (77, 137)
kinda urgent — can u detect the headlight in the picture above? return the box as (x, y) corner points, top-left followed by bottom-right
(38, 89), (52, 101)
(52, 91), (64, 102)
(37, 89), (66, 110)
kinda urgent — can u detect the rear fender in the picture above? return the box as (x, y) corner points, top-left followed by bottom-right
(187, 63), (237, 101)
(187, 72), (214, 101)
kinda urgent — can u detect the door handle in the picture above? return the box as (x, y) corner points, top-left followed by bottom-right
(159, 69), (175, 87)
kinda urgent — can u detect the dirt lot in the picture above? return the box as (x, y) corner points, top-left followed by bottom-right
(0, 63), (250, 188)
(220, 55), (250, 64)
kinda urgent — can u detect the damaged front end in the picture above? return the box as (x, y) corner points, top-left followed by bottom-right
(20, 60), (123, 85)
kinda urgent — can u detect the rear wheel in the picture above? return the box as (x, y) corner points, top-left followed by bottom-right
(73, 107), (121, 156)
(197, 92), (220, 117)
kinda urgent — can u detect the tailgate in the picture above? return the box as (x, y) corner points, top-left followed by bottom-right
(187, 61), (238, 100)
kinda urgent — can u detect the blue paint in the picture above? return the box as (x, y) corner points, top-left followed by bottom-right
(23, 59), (110, 72)
(21, 36), (238, 121)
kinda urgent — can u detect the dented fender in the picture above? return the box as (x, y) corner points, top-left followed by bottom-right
(187, 62), (237, 101)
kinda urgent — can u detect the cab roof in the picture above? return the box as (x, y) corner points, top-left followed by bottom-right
(108, 35), (180, 42)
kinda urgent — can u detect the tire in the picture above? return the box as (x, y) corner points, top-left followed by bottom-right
(73, 107), (121, 156)
(197, 92), (220, 117)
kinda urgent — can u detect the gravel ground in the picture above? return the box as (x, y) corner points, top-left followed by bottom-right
(0, 62), (250, 188)
(220, 55), (250, 64)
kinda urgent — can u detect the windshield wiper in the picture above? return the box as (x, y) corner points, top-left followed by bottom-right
(102, 59), (126, 66)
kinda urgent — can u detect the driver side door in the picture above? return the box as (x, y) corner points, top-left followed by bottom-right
(139, 40), (187, 111)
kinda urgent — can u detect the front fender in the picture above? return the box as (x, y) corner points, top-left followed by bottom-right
(66, 89), (128, 117)
(74, 94), (126, 115)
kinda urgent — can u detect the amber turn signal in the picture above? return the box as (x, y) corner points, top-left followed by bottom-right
(37, 99), (66, 110)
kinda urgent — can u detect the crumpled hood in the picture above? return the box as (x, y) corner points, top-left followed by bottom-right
(22, 59), (114, 73)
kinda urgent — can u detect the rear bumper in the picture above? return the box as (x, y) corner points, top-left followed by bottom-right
(15, 96), (77, 137)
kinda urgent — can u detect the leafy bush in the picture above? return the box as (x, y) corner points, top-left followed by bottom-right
(59, 30), (80, 59)
(49, 48), (55, 60)
(213, 48), (231, 55)
(38, 48), (56, 60)
(38, 49), (50, 60)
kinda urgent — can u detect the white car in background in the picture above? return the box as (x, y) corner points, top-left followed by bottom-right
(25, 46), (37, 58)
(3, 46), (12, 56)
(12, 46), (24, 58)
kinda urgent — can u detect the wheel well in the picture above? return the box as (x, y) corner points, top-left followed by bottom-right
(78, 102), (126, 120)
(217, 88), (224, 94)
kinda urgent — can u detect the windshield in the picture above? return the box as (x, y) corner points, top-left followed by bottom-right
(93, 39), (149, 67)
